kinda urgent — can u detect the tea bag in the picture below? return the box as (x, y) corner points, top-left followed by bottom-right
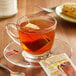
(23, 38), (50, 52)
(24, 23), (40, 29)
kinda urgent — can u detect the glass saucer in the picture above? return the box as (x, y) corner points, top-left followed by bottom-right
(3, 39), (72, 68)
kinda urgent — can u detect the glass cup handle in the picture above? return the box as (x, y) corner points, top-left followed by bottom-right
(6, 23), (20, 45)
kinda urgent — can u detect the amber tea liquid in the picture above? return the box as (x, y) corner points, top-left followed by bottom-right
(19, 19), (56, 55)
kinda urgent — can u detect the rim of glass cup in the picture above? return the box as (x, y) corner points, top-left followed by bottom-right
(17, 15), (57, 34)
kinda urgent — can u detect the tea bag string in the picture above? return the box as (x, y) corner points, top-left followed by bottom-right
(25, 17), (35, 40)
(26, 17), (30, 23)
(26, 17), (49, 41)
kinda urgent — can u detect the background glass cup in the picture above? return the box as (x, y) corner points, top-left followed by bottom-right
(0, 0), (17, 18)
(6, 15), (57, 62)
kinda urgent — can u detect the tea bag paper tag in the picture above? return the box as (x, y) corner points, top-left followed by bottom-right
(24, 23), (40, 29)
(39, 53), (76, 76)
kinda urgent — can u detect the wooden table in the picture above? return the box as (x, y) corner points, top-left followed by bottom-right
(0, 0), (76, 76)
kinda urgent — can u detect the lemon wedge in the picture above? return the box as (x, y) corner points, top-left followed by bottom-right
(24, 23), (40, 29)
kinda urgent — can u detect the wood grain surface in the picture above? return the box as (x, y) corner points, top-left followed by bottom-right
(0, 0), (76, 76)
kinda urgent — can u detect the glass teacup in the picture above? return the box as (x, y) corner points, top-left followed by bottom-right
(6, 15), (57, 62)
